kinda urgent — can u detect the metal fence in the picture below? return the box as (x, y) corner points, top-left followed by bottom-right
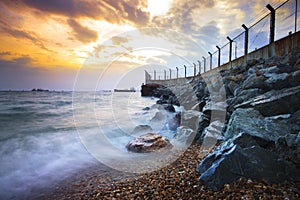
(146, 0), (299, 81)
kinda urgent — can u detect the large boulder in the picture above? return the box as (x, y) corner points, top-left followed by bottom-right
(200, 120), (226, 148)
(241, 73), (267, 90)
(180, 110), (202, 131)
(197, 132), (300, 190)
(227, 88), (265, 112)
(235, 85), (300, 116)
(167, 112), (181, 131)
(173, 110), (201, 143)
(275, 132), (300, 167)
(264, 72), (292, 90)
(174, 126), (195, 145)
(126, 133), (173, 153)
(225, 108), (291, 141)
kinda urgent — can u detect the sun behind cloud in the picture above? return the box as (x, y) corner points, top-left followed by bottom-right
(0, 0), (289, 90)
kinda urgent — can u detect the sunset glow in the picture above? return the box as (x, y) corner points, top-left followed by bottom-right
(0, 0), (289, 90)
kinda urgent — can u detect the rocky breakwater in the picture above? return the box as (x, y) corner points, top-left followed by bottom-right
(151, 47), (300, 191)
(196, 47), (300, 190)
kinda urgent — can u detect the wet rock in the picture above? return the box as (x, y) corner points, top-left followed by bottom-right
(132, 125), (153, 135)
(142, 107), (150, 111)
(237, 88), (265, 99)
(235, 85), (300, 116)
(225, 108), (291, 141)
(195, 114), (210, 143)
(163, 104), (175, 112)
(226, 74), (245, 83)
(174, 126), (196, 145)
(202, 101), (227, 113)
(176, 87), (198, 110)
(260, 65), (280, 74)
(289, 109), (300, 134)
(289, 70), (300, 86)
(168, 113), (181, 131)
(180, 110), (202, 131)
(200, 121), (226, 149)
(126, 133), (173, 153)
(264, 72), (292, 90)
(241, 73), (267, 90)
(156, 94), (169, 104)
(150, 111), (166, 122)
(225, 81), (238, 97)
(275, 132), (300, 166)
(202, 101), (227, 123)
(197, 132), (300, 190)
(227, 88), (265, 112)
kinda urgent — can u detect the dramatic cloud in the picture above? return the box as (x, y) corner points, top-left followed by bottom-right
(12, 56), (34, 65)
(0, 0), (292, 90)
(67, 19), (98, 43)
(0, 52), (11, 56)
(0, 26), (49, 51)
(111, 36), (129, 45)
(3, 0), (150, 26)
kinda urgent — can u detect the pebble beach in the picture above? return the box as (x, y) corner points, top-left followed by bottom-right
(44, 143), (299, 199)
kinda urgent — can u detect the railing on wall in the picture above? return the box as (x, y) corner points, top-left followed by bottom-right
(145, 0), (299, 83)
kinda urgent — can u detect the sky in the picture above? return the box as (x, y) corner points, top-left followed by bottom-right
(0, 0), (292, 91)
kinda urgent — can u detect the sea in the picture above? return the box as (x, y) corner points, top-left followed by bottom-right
(0, 91), (184, 199)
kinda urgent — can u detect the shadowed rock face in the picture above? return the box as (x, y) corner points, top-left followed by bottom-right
(126, 133), (173, 153)
(197, 132), (300, 190)
(195, 48), (300, 190)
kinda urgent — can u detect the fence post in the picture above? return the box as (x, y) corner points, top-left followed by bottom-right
(197, 60), (201, 74)
(242, 24), (249, 55)
(202, 56), (206, 72)
(184, 65), (187, 77)
(193, 63), (196, 76)
(227, 36), (233, 62)
(169, 69), (172, 79)
(216, 46), (221, 67)
(176, 67), (179, 78)
(266, 4), (275, 43)
(164, 70), (166, 80)
(295, 0), (298, 33)
(208, 52), (212, 70)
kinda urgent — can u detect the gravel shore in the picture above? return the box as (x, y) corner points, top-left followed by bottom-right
(44, 144), (299, 199)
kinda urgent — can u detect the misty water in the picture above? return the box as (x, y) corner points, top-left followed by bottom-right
(0, 91), (182, 199)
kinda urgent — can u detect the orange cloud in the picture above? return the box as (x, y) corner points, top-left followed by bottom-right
(67, 19), (98, 43)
